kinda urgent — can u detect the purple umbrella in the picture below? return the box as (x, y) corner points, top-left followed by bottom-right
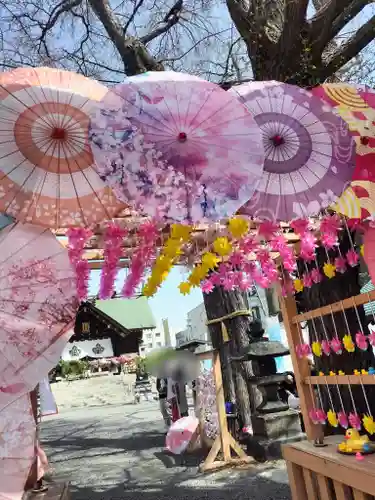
(230, 81), (356, 222)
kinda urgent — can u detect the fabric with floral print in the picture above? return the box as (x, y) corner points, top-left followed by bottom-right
(89, 71), (264, 223)
(0, 394), (35, 500)
(0, 222), (79, 411)
(232, 81), (356, 222)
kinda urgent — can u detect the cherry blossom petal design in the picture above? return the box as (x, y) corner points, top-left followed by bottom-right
(231, 81), (355, 222)
(0, 394), (35, 500)
(89, 71), (264, 223)
(0, 67), (125, 228)
(0, 222), (79, 411)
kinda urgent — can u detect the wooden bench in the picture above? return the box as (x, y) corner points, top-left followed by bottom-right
(283, 437), (375, 500)
(23, 482), (70, 500)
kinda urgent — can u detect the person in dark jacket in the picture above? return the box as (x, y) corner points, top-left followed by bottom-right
(157, 378), (171, 430)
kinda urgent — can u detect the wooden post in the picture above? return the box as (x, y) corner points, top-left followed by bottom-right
(24, 389), (38, 491)
(279, 292), (323, 442)
(199, 349), (252, 472)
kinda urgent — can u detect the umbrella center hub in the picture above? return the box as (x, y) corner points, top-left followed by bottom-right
(270, 134), (285, 147)
(178, 132), (187, 143)
(51, 127), (66, 141)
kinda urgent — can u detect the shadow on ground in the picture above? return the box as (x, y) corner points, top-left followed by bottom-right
(41, 406), (291, 500)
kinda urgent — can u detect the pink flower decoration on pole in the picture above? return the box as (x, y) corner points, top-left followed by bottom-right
(230, 251), (244, 267)
(239, 237), (257, 254)
(300, 232), (316, 262)
(309, 409), (320, 424)
(334, 256), (347, 274)
(349, 412), (362, 430)
(338, 411), (349, 429)
(346, 249), (359, 267)
(222, 275), (235, 291)
(316, 409), (327, 424)
(296, 343), (311, 358)
(310, 268), (322, 284)
(321, 340), (331, 356)
(303, 272), (313, 288)
(258, 221), (279, 240)
(238, 275), (253, 291)
(210, 273), (221, 286)
(201, 279), (215, 294)
(355, 331), (368, 351)
(330, 337), (342, 355)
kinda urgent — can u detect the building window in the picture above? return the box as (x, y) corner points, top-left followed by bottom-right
(146, 333), (152, 340)
(155, 332), (161, 337)
(140, 347), (145, 352)
(82, 322), (90, 333)
(148, 343), (153, 348)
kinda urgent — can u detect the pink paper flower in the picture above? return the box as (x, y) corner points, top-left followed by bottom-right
(309, 409), (320, 424)
(330, 337), (342, 355)
(303, 272), (313, 288)
(349, 412), (361, 430)
(355, 331), (368, 351)
(282, 280), (294, 297)
(257, 249), (271, 265)
(258, 221), (279, 240)
(210, 273), (221, 286)
(310, 268), (322, 284)
(347, 218), (364, 231)
(290, 218), (309, 236)
(240, 237), (257, 254)
(368, 332), (375, 347)
(230, 251), (244, 267)
(321, 340), (331, 356)
(346, 249), (359, 267)
(334, 256), (347, 274)
(296, 343), (311, 358)
(338, 411), (349, 429)
(316, 409), (327, 424)
(300, 232), (316, 262)
(218, 262), (230, 278)
(320, 214), (341, 236)
(238, 275), (253, 291)
(321, 232), (338, 249)
(201, 279), (215, 294)
(222, 276), (235, 291)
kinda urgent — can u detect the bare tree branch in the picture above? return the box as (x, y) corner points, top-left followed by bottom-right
(330, 0), (371, 42)
(322, 13), (375, 79)
(140, 0), (183, 44)
(123, 0), (145, 35)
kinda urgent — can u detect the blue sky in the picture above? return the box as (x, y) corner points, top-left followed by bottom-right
(89, 266), (203, 333)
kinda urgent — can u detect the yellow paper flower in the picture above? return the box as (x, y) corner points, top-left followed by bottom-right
(294, 279), (304, 293)
(142, 283), (157, 297)
(363, 415), (375, 435)
(170, 224), (192, 242)
(362, 369), (368, 375)
(329, 371), (336, 376)
(338, 370), (345, 375)
(154, 255), (173, 272)
(213, 237), (232, 256)
(188, 266), (207, 286)
(318, 371), (325, 376)
(179, 281), (192, 295)
(327, 410), (338, 427)
(228, 217), (249, 239)
(354, 369), (361, 375)
(323, 262), (336, 279)
(312, 342), (322, 357)
(202, 252), (219, 270)
(360, 245), (364, 257)
(163, 240), (182, 257)
(343, 334), (355, 353)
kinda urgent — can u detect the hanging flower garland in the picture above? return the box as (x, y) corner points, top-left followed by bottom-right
(122, 221), (158, 298)
(67, 227), (92, 301)
(144, 224), (192, 297)
(99, 223), (127, 299)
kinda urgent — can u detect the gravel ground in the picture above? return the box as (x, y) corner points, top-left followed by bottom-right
(41, 402), (291, 500)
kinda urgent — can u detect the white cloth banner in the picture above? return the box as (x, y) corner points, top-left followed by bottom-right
(61, 338), (114, 361)
(39, 378), (58, 417)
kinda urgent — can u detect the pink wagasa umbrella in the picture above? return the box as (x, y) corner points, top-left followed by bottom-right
(231, 81), (356, 221)
(0, 222), (79, 411)
(89, 71), (264, 223)
(0, 394), (36, 500)
(165, 415), (199, 454)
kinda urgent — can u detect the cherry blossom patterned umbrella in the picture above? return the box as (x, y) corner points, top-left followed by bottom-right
(165, 415), (199, 454)
(311, 83), (375, 220)
(0, 222), (79, 411)
(0, 394), (36, 500)
(89, 71), (264, 223)
(0, 67), (124, 228)
(230, 81), (356, 221)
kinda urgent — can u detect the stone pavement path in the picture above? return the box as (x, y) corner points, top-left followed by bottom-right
(41, 402), (291, 500)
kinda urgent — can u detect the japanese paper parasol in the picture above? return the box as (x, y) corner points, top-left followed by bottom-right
(89, 71), (264, 223)
(311, 83), (375, 220)
(0, 394), (36, 500)
(0, 222), (79, 411)
(230, 81), (356, 222)
(0, 67), (124, 228)
(165, 415), (199, 454)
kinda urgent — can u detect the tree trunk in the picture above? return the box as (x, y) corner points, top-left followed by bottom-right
(203, 285), (255, 428)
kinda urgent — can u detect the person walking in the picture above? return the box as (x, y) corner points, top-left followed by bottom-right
(157, 377), (171, 430)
